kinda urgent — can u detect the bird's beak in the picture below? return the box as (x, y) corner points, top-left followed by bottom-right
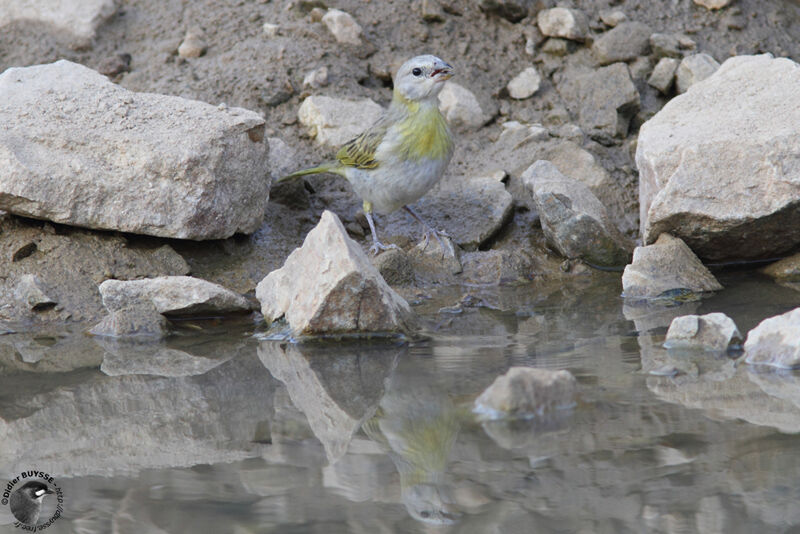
(431, 63), (454, 82)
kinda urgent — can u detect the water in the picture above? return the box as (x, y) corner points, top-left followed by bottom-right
(2, 271), (800, 533)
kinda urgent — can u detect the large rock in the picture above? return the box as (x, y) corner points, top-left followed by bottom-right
(637, 55), (800, 261)
(522, 161), (631, 268)
(98, 276), (250, 316)
(537, 8), (589, 42)
(0, 0), (117, 47)
(622, 233), (723, 299)
(591, 22), (652, 66)
(0, 60), (269, 240)
(663, 313), (742, 351)
(298, 95), (383, 148)
(256, 211), (415, 336)
(473, 367), (577, 420)
(745, 308), (800, 369)
(555, 63), (640, 145)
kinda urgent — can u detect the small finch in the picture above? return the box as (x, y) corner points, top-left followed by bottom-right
(280, 55), (455, 255)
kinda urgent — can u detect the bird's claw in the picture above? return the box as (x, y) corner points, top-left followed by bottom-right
(369, 241), (400, 256)
(420, 228), (452, 258)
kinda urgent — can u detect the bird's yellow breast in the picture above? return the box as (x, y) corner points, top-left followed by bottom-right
(393, 103), (452, 162)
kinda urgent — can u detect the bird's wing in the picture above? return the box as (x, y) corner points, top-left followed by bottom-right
(336, 114), (391, 170)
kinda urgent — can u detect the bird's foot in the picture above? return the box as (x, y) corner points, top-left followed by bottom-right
(369, 240), (400, 256)
(420, 227), (452, 257)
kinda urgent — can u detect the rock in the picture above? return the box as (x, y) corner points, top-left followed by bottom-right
(421, 0), (446, 22)
(675, 53), (720, 93)
(555, 63), (639, 144)
(637, 55), (800, 261)
(0, 0), (117, 47)
(262, 22), (279, 37)
(371, 248), (415, 286)
(437, 81), (490, 130)
(745, 308), (800, 369)
(255, 211), (415, 336)
(650, 33), (682, 59)
(621, 234), (723, 299)
(302, 65), (329, 89)
(14, 274), (56, 311)
(591, 22), (652, 65)
(541, 38), (572, 56)
(693, 0), (731, 9)
(599, 10), (627, 27)
(762, 253), (800, 282)
(408, 235), (462, 276)
(97, 53), (132, 78)
(298, 95), (383, 148)
(647, 57), (679, 94)
(99, 276), (249, 316)
(507, 67), (541, 100)
(384, 174), (513, 251)
(537, 8), (589, 42)
(473, 367), (577, 420)
(321, 8), (363, 45)
(89, 302), (169, 338)
(522, 160), (631, 268)
(0, 60), (269, 240)
(478, 0), (531, 22)
(460, 250), (533, 285)
(177, 26), (207, 58)
(664, 313), (742, 351)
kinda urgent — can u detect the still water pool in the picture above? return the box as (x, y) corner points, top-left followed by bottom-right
(2, 271), (800, 533)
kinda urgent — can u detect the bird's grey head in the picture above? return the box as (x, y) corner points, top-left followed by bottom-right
(16, 481), (53, 501)
(393, 55), (454, 102)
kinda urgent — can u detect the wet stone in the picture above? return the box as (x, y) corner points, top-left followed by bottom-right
(664, 313), (742, 352)
(744, 307), (800, 369)
(474, 367), (577, 420)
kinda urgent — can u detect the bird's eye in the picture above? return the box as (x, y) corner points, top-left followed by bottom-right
(412, 67), (422, 77)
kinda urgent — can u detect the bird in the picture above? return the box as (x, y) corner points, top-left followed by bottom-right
(279, 54), (455, 255)
(9, 481), (53, 526)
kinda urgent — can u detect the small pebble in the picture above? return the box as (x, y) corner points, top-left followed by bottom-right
(321, 8), (363, 45)
(507, 67), (541, 100)
(262, 23), (279, 37)
(178, 27), (207, 58)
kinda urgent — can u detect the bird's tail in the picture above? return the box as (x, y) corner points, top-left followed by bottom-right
(275, 162), (342, 183)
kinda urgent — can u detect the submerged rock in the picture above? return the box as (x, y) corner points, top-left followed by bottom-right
(298, 95), (383, 148)
(523, 160), (631, 268)
(0, 60), (269, 240)
(745, 308), (800, 369)
(637, 55), (800, 261)
(621, 234), (723, 299)
(762, 253), (800, 282)
(256, 211), (415, 337)
(664, 313), (742, 351)
(99, 276), (249, 316)
(474, 367), (577, 420)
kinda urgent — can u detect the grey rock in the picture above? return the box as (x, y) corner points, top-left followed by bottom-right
(762, 253), (800, 282)
(745, 308), (800, 369)
(0, 60), (269, 240)
(650, 33), (682, 59)
(438, 81), (491, 130)
(664, 313), (742, 351)
(474, 367), (577, 419)
(14, 274), (56, 311)
(621, 233), (723, 299)
(522, 160), (631, 268)
(555, 63), (640, 144)
(647, 57), (679, 94)
(371, 248), (415, 286)
(321, 8), (363, 45)
(89, 302), (168, 338)
(460, 249), (534, 285)
(479, 0), (531, 22)
(0, 0), (117, 47)
(507, 67), (541, 100)
(537, 8), (589, 42)
(693, 0), (732, 9)
(298, 95), (383, 148)
(408, 235), (462, 276)
(675, 53), (720, 93)
(256, 210), (415, 337)
(266, 137), (296, 181)
(421, 0), (446, 22)
(638, 55), (800, 261)
(177, 26), (207, 58)
(592, 22), (652, 65)
(302, 66), (329, 89)
(541, 38), (573, 56)
(599, 10), (628, 27)
(99, 276), (249, 316)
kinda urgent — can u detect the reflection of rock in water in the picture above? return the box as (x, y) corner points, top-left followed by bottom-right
(362, 374), (460, 525)
(258, 340), (401, 463)
(98, 337), (233, 377)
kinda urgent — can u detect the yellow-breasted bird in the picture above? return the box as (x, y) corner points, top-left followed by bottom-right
(279, 55), (455, 254)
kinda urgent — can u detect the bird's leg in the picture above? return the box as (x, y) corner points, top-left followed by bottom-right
(403, 205), (450, 253)
(364, 201), (399, 255)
